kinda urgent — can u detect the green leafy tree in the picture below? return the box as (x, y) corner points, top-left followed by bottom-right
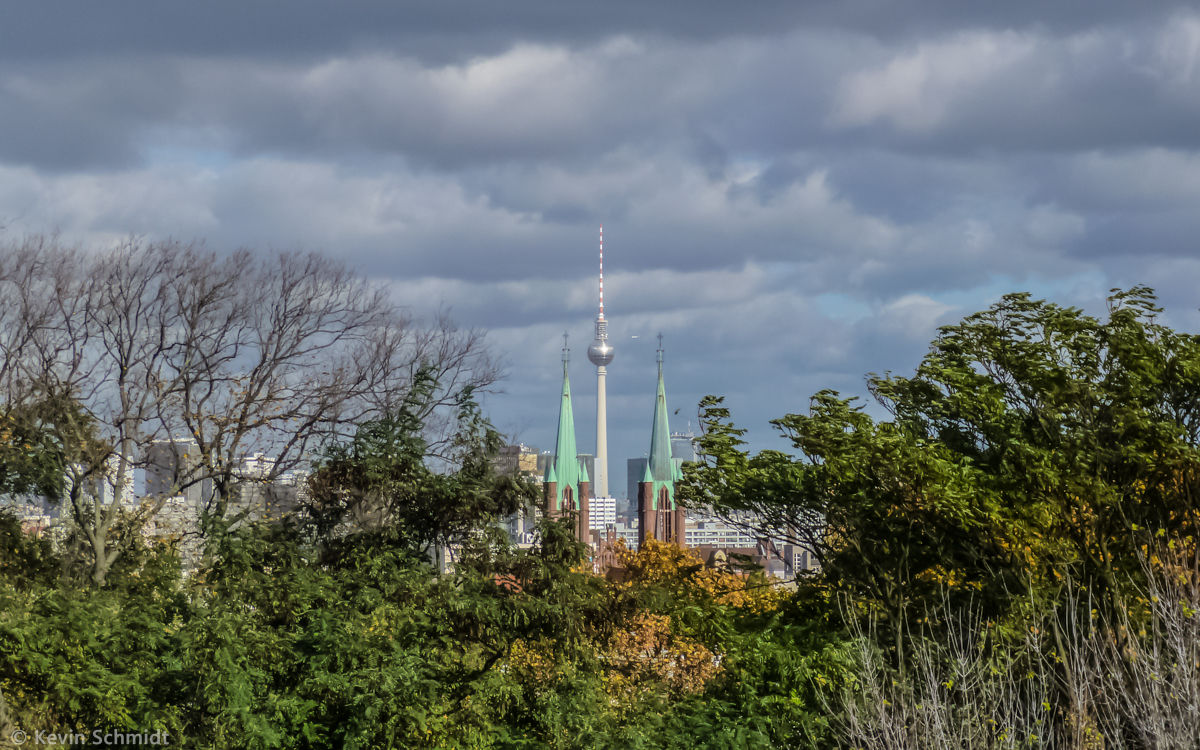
(305, 370), (534, 557)
(0, 386), (149, 587)
(0, 528), (185, 740)
(681, 288), (1200, 657)
(0, 398), (70, 501)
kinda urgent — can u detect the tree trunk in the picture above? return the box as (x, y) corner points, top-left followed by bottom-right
(0, 683), (11, 735)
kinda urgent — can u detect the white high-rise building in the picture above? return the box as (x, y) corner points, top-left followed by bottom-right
(94, 454), (136, 507)
(63, 454), (135, 508)
(238, 452), (276, 479)
(588, 496), (616, 530)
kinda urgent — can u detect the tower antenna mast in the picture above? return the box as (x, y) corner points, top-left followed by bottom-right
(587, 226), (614, 499)
(599, 225), (604, 319)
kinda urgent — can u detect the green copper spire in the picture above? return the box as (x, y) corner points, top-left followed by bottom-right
(551, 333), (584, 504)
(645, 334), (676, 509)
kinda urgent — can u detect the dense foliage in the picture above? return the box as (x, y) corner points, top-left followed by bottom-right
(7, 287), (1200, 748)
(0, 378), (845, 749)
(0, 518), (843, 748)
(679, 287), (1200, 745)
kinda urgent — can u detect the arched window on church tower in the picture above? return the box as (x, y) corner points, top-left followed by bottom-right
(563, 486), (575, 512)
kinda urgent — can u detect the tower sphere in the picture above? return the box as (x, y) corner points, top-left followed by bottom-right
(587, 337), (614, 366)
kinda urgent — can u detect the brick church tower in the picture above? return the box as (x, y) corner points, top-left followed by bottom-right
(542, 334), (591, 545)
(637, 336), (686, 548)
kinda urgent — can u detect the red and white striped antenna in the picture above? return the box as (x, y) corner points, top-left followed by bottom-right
(598, 225), (605, 320)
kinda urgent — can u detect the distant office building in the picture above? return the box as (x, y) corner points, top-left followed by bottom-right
(227, 455), (308, 522)
(589, 496), (616, 530)
(145, 440), (213, 510)
(238, 452), (275, 479)
(793, 547), (819, 573)
(684, 518), (757, 548)
(228, 482), (302, 522)
(498, 444), (539, 477)
(608, 517), (757, 553)
(77, 454), (136, 508)
(7, 499), (54, 536)
(610, 519), (640, 550)
(670, 432), (697, 463)
(276, 469), (310, 493)
(500, 503), (538, 547)
(626, 458), (646, 510)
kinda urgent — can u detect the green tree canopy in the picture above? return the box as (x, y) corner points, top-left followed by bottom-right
(0, 386), (102, 502)
(304, 371), (535, 558)
(681, 288), (1200, 643)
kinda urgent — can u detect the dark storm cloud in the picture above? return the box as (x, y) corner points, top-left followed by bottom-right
(1, 35), (830, 169)
(3, 16), (1198, 174)
(0, 60), (188, 169)
(0, 0), (1170, 65)
(1015, 149), (1200, 264)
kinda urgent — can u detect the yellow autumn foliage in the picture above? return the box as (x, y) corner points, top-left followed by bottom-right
(603, 611), (720, 699)
(612, 537), (786, 614)
(508, 638), (560, 684)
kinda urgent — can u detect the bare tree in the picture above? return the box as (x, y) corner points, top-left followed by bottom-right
(833, 549), (1200, 750)
(0, 235), (501, 585)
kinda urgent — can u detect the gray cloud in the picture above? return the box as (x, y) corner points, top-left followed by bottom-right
(4, 16), (1199, 174)
(826, 21), (1200, 153)
(1, 1), (1170, 66)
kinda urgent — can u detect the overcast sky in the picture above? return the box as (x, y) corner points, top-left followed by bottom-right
(3, 2), (1200, 497)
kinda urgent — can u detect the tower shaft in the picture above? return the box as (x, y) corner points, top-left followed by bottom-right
(596, 365), (608, 497)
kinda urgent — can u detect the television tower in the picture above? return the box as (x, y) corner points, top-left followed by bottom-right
(586, 226), (614, 498)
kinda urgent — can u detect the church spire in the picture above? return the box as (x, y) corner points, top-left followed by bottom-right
(647, 333), (673, 487)
(546, 331), (591, 546)
(552, 332), (582, 497)
(637, 333), (684, 548)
